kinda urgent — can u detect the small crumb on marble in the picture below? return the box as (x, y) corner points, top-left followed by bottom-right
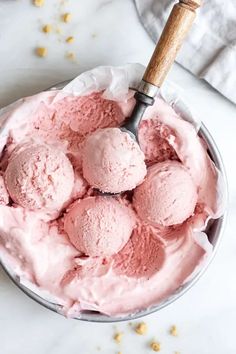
(66, 36), (75, 43)
(117, 352), (122, 354)
(96, 346), (101, 351)
(150, 341), (161, 352)
(36, 47), (47, 57)
(66, 52), (76, 61)
(60, 0), (69, 5)
(42, 24), (52, 33)
(91, 33), (97, 38)
(62, 13), (72, 23)
(113, 332), (123, 344)
(170, 325), (178, 337)
(55, 26), (63, 34)
(174, 352), (180, 354)
(135, 322), (147, 335)
(33, 0), (44, 7)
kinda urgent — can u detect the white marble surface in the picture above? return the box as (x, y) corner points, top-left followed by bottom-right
(0, 1), (236, 353)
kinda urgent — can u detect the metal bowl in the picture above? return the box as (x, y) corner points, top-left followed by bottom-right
(0, 81), (228, 323)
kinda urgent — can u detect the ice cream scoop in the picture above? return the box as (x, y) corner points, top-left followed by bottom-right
(85, 0), (201, 195)
(64, 196), (136, 257)
(4, 143), (74, 211)
(82, 128), (147, 193)
(120, 0), (201, 142)
(133, 161), (198, 226)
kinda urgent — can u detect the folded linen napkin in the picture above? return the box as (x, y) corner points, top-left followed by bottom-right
(134, 0), (236, 104)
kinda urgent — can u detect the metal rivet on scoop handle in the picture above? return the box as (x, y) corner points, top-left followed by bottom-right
(121, 0), (202, 141)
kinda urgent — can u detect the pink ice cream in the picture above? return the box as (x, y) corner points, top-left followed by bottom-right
(82, 128), (147, 193)
(139, 119), (178, 165)
(64, 197), (136, 257)
(50, 93), (125, 136)
(0, 87), (223, 318)
(0, 175), (9, 205)
(133, 161), (198, 227)
(71, 168), (88, 200)
(113, 224), (166, 278)
(28, 93), (129, 169)
(4, 143), (74, 211)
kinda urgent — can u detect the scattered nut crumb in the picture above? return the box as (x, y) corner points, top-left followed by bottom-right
(66, 36), (74, 43)
(62, 13), (72, 23)
(128, 322), (133, 327)
(33, 0), (44, 7)
(55, 26), (63, 34)
(36, 47), (47, 57)
(135, 322), (147, 335)
(66, 52), (76, 61)
(150, 341), (161, 352)
(174, 352), (180, 354)
(60, 0), (69, 5)
(42, 24), (52, 33)
(113, 332), (123, 344)
(118, 352), (122, 354)
(170, 325), (178, 337)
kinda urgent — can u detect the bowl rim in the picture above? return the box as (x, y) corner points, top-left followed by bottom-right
(0, 81), (228, 323)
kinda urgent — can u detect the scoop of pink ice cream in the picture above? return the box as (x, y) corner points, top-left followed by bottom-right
(55, 93), (125, 135)
(113, 223), (165, 278)
(64, 196), (136, 257)
(82, 128), (147, 193)
(133, 161), (198, 226)
(5, 143), (74, 211)
(138, 119), (178, 166)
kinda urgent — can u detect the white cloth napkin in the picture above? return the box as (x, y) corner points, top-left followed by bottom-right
(134, 0), (236, 104)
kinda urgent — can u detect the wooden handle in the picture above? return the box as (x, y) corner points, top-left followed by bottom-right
(143, 0), (201, 88)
